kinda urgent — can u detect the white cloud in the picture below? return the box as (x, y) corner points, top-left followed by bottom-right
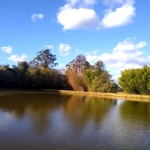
(101, 0), (135, 28)
(86, 38), (148, 79)
(57, 0), (135, 30)
(82, 0), (97, 6)
(113, 38), (146, 53)
(99, 39), (147, 69)
(86, 50), (99, 63)
(102, 0), (124, 7)
(1, 46), (12, 54)
(58, 43), (71, 56)
(135, 41), (147, 49)
(67, 0), (97, 6)
(57, 4), (99, 30)
(45, 45), (53, 49)
(8, 54), (27, 62)
(31, 14), (44, 22)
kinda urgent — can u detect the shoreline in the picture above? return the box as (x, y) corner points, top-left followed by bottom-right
(54, 90), (150, 102)
(1, 89), (150, 102)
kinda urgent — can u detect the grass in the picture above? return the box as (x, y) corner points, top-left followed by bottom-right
(43, 89), (150, 102)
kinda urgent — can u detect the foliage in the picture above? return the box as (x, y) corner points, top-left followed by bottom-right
(118, 66), (150, 95)
(29, 49), (58, 69)
(66, 55), (90, 73)
(66, 55), (118, 92)
(84, 60), (118, 93)
(0, 52), (119, 93)
(18, 61), (29, 72)
(0, 50), (71, 90)
(65, 69), (87, 91)
(65, 55), (90, 91)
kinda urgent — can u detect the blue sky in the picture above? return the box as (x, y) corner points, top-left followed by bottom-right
(0, 0), (150, 80)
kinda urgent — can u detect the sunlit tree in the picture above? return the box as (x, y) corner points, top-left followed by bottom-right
(29, 49), (58, 69)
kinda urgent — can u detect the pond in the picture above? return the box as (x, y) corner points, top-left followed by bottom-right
(0, 91), (150, 150)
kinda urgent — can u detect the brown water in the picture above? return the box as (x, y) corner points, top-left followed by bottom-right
(0, 91), (150, 150)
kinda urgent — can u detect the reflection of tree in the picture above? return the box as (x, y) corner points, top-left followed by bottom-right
(64, 95), (115, 130)
(0, 92), (71, 134)
(28, 110), (49, 135)
(119, 101), (150, 122)
(0, 92), (117, 134)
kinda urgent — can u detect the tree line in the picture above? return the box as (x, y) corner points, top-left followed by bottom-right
(0, 49), (120, 92)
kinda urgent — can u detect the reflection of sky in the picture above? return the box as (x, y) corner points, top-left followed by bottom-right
(116, 99), (125, 106)
(0, 111), (14, 131)
(49, 108), (72, 140)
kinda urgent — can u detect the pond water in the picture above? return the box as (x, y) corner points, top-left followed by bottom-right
(0, 91), (150, 150)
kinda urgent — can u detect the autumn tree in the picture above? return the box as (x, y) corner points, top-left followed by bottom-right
(66, 55), (90, 91)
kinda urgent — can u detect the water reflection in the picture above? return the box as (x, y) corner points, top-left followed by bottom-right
(1, 92), (150, 149)
(0, 92), (116, 134)
(64, 95), (116, 130)
(0, 92), (71, 135)
(119, 101), (150, 122)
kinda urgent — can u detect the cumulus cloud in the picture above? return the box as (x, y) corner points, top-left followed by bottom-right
(86, 38), (148, 78)
(101, 0), (135, 28)
(57, 0), (135, 30)
(113, 38), (147, 53)
(31, 14), (44, 22)
(57, 4), (99, 30)
(1, 46), (12, 54)
(8, 54), (27, 62)
(58, 43), (71, 56)
(100, 38), (147, 69)
(86, 50), (99, 63)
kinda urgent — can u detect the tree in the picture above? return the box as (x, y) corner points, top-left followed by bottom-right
(84, 60), (118, 93)
(65, 55), (89, 91)
(94, 60), (105, 71)
(118, 66), (150, 95)
(29, 49), (58, 69)
(18, 61), (29, 72)
(66, 55), (90, 74)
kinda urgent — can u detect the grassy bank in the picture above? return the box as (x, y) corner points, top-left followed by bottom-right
(42, 89), (150, 102)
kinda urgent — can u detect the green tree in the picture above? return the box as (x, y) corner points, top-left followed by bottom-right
(29, 49), (58, 69)
(118, 66), (150, 94)
(84, 60), (118, 93)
